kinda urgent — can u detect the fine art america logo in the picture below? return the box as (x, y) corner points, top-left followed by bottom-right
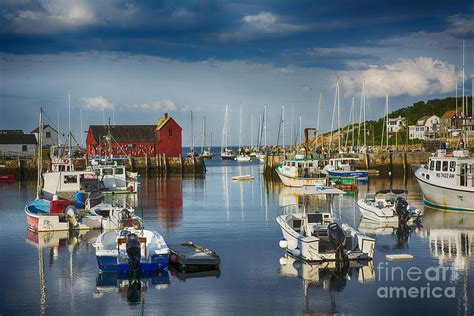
(376, 262), (456, 299)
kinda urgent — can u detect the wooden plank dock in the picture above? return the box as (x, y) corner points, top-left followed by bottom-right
(169, 242), (220, 273)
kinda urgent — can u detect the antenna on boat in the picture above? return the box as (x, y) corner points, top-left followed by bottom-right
(68, 91), (72, 158)
(37, 107), (43, 199)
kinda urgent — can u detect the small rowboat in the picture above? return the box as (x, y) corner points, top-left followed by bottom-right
(232, 175), (254, 181)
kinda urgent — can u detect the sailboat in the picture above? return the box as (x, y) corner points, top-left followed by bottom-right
(235, 104), (251, 162)
(200, 117), (213, 159)
(187, 110), (199, 158)
(220, 105), (236, 160)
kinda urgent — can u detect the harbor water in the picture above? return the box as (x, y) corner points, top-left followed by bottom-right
(0, 158), (472, 315)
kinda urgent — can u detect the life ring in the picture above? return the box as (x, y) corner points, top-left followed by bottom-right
(63, 159), (69, 164)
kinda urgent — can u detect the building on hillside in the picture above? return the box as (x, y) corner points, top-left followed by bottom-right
(387, 116), (405, 134)
(408, 115), (440, 140)
(440, 109), (462, 129)
(31, 125), (59, 147)
(86, 113), (182, 158)
(0, 130), (38, 157)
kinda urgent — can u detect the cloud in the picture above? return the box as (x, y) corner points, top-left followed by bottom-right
(220, 11), (305, 41)
(2, 0), (97, 34)
(125, 99), (188, 112)
(82, 96), (113, 109)
(341, 57), (464, 98)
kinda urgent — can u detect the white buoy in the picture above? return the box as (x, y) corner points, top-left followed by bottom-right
(279, 239), (288, 248)
(279, 257), (288, 265)
(292, 248), (301, 257)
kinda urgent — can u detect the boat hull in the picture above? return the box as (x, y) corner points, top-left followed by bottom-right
(97, 254), (169, 272)
(328, 170), (368, 182)
(414, 169), (474, 212)
(275, 166), (325, 188)
(357, 199), (399, 223)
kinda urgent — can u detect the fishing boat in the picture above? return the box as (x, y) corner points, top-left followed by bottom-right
(88, 157), (140, 194)
(94, 225), (170, 273)
(323, 158), (368, 182)
(357, 189), (421, 223)
(414, 149), (474, 212)
(88, 203), (138, 231)
(275, 157), (327, 187)
(276, 186), (375, 262)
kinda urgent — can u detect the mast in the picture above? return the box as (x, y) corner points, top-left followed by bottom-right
(190, 110), (194, 154)
(68, 91), (71, 157)
(57, 108), (61, 145)
(37, 107), (43, 199)
(282, 105), (285, 152)
(357, 84), (363, 149)
(329, 79), (339, 152)
(290, 105), (294, 150)
(257, 114), (262, 148)
(221, 105), (228, 154)
(80, 106), (83, 147)
(337, 79), (341, 152)
(456, 74), (458, 126)
(298, 115), (302, 146)
(201, 117), (205, 154)
(351, 96), (355, 146)
(344, 96), (354, 148)
(250, 114), (254, 148)
(363, 81), (367, 148)
(263, 105), (267, 149)
(316, 91), (323, 150)
(386, 94), (389, 149)
(239, 104), (243, 150)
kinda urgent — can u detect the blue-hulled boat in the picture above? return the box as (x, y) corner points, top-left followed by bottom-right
(323, 158), (368, 182)
(95, 226), (170, 273)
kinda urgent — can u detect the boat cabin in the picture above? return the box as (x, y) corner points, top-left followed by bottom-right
(420, 150), (474, 188)
(42, 170), (98, 199)
(281, 158), (326, 178)
(327, 158), (358, 172)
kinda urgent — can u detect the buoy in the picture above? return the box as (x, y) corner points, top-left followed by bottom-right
(279, 257), (288, 265)
(292, 248), (301, 257)
(292, 260), (301, 270)
(287, 239), (298, 250)
(63, 159), (69, 164)
(170, 254), (178, 263)
(129, 186), (134, 192)
(279, 239), (288, 248)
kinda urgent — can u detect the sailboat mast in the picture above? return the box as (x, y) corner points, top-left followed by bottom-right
(264, 105), (267, 149)
(190, 111), (194, 154)
(239, 104), (243, 150)
(337, 79), (341, 152)
(290, 105), (294, 150)
(386, 94), (389, 149)
(221, 106), (227, 154)
(250, 114), (254, 148)
(201, 117), (205, 154)
(316, 91), (323, 150)
(68, 91), (71, 157)
(298, 116), (302, 146)
(282, 105), (285, 151)
(363, 82), (367, 148)
(351, 96), (355, 146)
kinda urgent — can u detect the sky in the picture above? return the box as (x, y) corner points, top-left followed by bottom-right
(0, 0), (473, 147)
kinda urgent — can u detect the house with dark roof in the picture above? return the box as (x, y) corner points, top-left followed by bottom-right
(31, 125), (59, 147)
(85, 113), (182, 158)
(440, 109), (462, 129)
(0, 130), (38, 157)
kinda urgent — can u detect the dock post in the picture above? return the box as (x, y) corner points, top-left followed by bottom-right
(145, 153), (148, 176)
(128, 155), (134, 172)
(365, 153), (370, 170)
(155, 154), (159, 175)
(179, 154), (183, 175)
(164, 154), (168, 175)
(402, 151), (408, 175)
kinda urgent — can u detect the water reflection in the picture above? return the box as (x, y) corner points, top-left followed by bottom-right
(140, 177), (183, 229)
(278, 254), (374, 314)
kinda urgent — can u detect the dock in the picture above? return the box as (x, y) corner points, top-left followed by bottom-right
(169, 242), (220, 273)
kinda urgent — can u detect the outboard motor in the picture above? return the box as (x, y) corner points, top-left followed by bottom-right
(394, 197), (410, 224)
(126, 233), (141, 273)
(65, 205), (79, 230)
(327, 223), (348, 261)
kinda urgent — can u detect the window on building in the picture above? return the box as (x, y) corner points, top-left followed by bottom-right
(449, 161), (456, 172)
(64, 175), (77, 184)
(442, 161), (448, 172)
(102, 168), (113, 175)
(435, 161), (441, 171)
(45, 131), (51, 139)
(22, 145), (27, 152)
(429, 161), (434, 170)
(169, 128), (173, 137)
(115, 168), (124, 175)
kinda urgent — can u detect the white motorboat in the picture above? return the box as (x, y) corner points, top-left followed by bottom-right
(322, 158), (368, 182)
(235, 154), (251, 162)
(94, 226), (170, 273)
(276, 186), (375, 262)
(357, 189), (422, 223)
(275, 157), (327, 187)
(414, 149), (474, 212)
(87, 203), (138, 231)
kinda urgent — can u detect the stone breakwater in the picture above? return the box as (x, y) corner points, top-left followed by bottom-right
(263, 151), (431, 178)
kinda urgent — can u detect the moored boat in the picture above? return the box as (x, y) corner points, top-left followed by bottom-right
(275, 157), (327, 187)
(414, 149), (474, 212)
(95, 226), (170, 273)
(323, 158), (368, 182)
(276, 186), (375, 262)
(357, 189), (422, 223)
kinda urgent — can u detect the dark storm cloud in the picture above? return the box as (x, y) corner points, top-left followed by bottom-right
(0, 0), (472, 68)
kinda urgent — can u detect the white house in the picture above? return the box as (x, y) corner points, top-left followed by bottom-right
(31, 125), (59, 147)
(0, 130), (38, 157)
(408, 115), (440, 140)
(387, 116), (405, 133)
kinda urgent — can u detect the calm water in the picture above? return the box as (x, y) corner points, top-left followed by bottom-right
(0, 159), (473, 315)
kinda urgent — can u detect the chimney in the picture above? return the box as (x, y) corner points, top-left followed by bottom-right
(164, 113), (168, 119)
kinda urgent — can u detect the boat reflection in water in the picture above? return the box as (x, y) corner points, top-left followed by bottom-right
(418, 207), (474, 314)
(94, 271), (170, 305)
(357, 217), (422, 248)
(25, 229), (101, 315)
(278, 254), (374, 314)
